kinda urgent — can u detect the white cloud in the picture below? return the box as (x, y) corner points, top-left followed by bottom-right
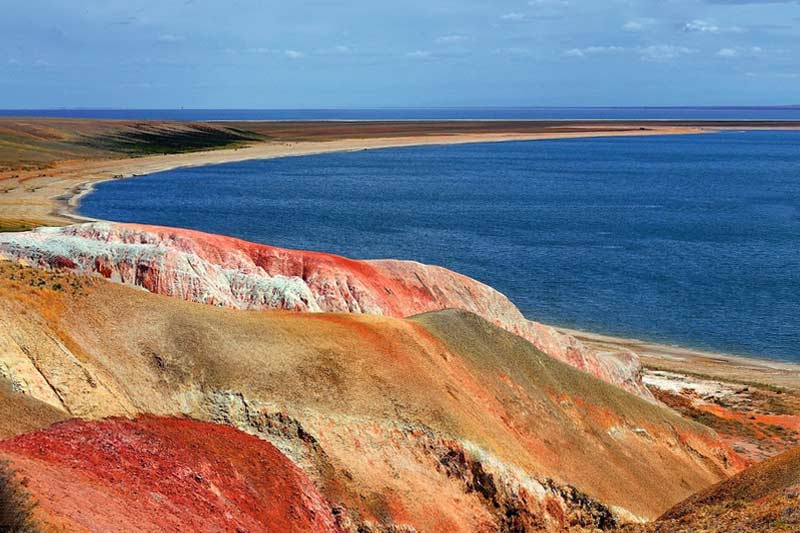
(623, 19), (655, 32)
(33, 59), (51, 67)
(745, 71), (798, 79)
(683, 20), (720, 33)
(717, 46), (763, 58)
(500, 12), (526, 21)
(157, 33), (184, 43)
(314, 45), (353, 56)
(7, 58), (22, 66)
(639, 45), (695, 62)
(563, 46), (626, 58)
(683, 20), (745, 34)
(434, 35), (467, 44)
(406, 50), (431, 59)
(237, 47), (307, 59)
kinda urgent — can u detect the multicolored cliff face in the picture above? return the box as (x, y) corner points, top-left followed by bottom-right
(0, 222), (647, 397)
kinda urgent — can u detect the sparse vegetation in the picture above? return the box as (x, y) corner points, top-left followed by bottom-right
(76, 123), (263, 156)
(644, 364), (792, 395)
(649, 385), (800, 460)
(0, 460), (39, 532)
(0, 119), (265, 172)
(0, 261), (91, 298)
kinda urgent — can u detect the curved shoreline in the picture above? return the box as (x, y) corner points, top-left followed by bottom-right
(69, 138), (800, 388)
(63, 127), (708, 222)
(0, 125), (706, 230)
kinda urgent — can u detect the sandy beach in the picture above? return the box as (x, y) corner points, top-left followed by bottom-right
(561, 327), (800, 390)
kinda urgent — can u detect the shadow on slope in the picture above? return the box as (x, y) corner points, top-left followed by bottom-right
(0, 381), (66, 440)
(0, 459), (39, 533)
(621, 445), (800, 532)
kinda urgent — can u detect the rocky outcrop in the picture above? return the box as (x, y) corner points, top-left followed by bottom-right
(203, 389), (623, 532)
(0, 222), (649, 397)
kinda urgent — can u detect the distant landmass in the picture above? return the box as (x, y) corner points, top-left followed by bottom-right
(2, 106), (800, 121)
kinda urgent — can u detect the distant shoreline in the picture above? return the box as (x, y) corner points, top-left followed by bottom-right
(1, 120), (724, 229)
(64, 128), (706, 223)
(1, 106), (800, 122)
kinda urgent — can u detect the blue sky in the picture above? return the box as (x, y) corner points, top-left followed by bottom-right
(2, 0), (799, 108)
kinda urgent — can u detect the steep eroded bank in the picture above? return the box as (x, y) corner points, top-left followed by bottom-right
(0, 222), (648, 398)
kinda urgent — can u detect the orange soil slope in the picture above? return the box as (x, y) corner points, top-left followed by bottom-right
(0, 416), (340, 533)
(0, 264), (742, 529)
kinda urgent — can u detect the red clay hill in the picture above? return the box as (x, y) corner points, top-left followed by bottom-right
(0, 416), (341, 532)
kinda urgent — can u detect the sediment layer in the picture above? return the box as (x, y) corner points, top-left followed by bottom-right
(0, 222), (647, 397)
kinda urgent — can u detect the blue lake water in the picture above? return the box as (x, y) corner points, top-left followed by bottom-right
(79, 131), (800, 361)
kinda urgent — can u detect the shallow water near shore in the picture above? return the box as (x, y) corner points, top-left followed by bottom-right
(80, 131), (800, 361)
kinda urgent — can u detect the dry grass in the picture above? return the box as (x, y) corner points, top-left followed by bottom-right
(0, 118), (260, 171)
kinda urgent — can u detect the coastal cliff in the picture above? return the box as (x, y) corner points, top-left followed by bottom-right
(0, 222), (647, 398)
(0, 262), (741, 529)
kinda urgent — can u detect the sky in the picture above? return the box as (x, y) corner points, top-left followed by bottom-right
(2, 0), (799, 108)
